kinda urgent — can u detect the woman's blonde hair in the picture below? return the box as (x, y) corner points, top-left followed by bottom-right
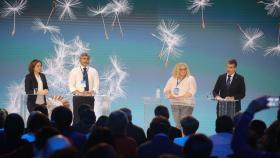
(172, 63), (191, 78)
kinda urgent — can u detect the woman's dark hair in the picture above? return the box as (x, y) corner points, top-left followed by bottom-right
(4, 113), (25, 139)
(27, 111), (51, 133)
(28, 59), (42, 74)
(51, 106), (73, 129)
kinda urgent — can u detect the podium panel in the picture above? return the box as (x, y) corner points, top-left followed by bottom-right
(217, 100), (237, 119)
(143, 97), (162, 131)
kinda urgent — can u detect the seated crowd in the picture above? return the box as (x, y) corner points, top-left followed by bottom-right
(0, 96), (279, 158)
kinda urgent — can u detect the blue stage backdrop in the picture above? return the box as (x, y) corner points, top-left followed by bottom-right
(0, 0), (279, 135)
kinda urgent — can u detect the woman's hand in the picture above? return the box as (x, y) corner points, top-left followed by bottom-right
(43, 89), (48, 95)
(176, 92), (192, 99)
(168, 94), (177, 99)
(183, 92), (192, 98)
(37, 89), (48, 95)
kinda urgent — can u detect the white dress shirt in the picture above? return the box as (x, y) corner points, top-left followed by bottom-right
(35, 74), (45, 104)
(164, 75), (197, 106)
(68, 65), (99, 95)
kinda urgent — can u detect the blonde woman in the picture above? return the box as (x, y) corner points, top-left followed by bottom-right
(164, 63), (197, 129)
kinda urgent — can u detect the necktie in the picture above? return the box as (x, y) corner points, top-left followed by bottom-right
(83, 68), (89, 91)
(226, 75), (231, 88)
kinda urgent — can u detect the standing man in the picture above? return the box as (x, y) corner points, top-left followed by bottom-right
(212, 59), (246, 116)
(69, 53), (99, 124)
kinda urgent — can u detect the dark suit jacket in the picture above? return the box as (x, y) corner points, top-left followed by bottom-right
(24, 73), (48, 107)
(212, 73), (246, 109)
(127, 122), (147, 146)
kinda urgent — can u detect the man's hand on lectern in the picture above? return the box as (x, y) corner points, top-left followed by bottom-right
(85, 91), (93, 96)
(225, 96), (235, 101)
(215, 96), (222, 100)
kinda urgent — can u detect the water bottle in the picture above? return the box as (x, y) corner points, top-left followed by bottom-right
(156, 88), (160, 99)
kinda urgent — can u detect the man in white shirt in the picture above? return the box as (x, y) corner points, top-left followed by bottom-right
(69, 53), (99, 124)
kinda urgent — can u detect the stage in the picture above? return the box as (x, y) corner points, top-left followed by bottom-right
(0, 0), (279, 135)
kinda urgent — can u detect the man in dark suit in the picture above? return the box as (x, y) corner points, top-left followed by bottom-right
(212, 59), (246, 116)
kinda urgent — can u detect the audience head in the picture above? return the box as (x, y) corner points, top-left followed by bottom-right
(34, 105), (49, 117)
(95, 115), (109, 128)
(250, 119), (267, 138)
(183, 134), (213, 158)
(85, 127), (115, 152)
(149, 116), (171, 136)
(51, 106), (72, 129)
(262, 120), (280, 152)
(50, 147), (78, 158)
(4, 113), (24, 139)
(215, 116), (233, 133)
(120, 107), (132, 122)
(108, 110), (128, 136)
(0, 108), (8, 128)
(35, 126), (61, 150)
(154, 105), (169, 119)
(180, 116), (199, 136)
(44, 135), (72, 157)
(27, 111), (51, 133)
(84, 143), (117, 158)
(78, 105), (96, 125)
